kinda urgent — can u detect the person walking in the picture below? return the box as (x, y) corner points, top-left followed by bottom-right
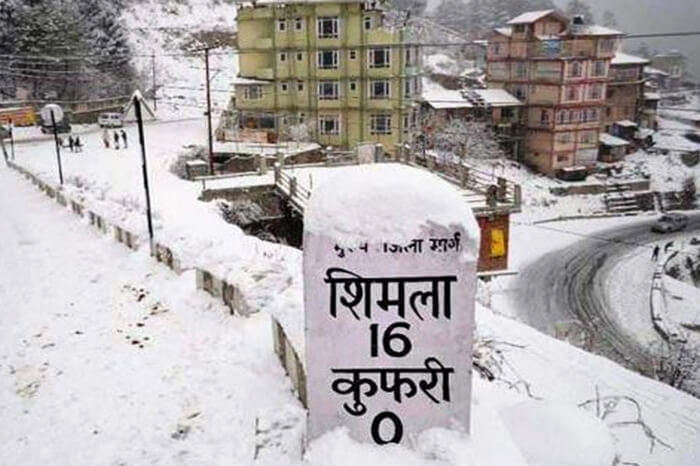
(651, 245), (660, 261)
(113, 131), (120, 150)
(68, 136), (75, 153)
(75, 136), (83, 153)
(102, 128), (110, 149)
(120, 129), (128, 149)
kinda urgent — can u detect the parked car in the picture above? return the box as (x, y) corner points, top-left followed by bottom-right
(98, 112), (124, 128)
(651, 213), (689, 233)
(685, 131), (700, 144)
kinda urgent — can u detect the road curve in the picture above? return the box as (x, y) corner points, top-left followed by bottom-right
(508, 213), (700, 375)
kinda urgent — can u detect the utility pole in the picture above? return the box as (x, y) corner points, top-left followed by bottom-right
(134, 96), (155, 255)
(151, 53), (157, 111)
(204, 47), (214, 175)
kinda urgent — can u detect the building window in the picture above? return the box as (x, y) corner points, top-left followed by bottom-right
(349, 81), (357, 91)
(492, 43), (501, 56)
(556, 154), (568, 162)
(588, 108), (598, 122)
(557, 110), (568, 124)
(565, 86), (579, 101)
(405, 48), (412, 65)
(318, 50), (339, 69)
(370, 80), (390, 99)
(279, 52), (287, 62)
(600, 39), (615, 53)
(319, 114), (340, 134)
(277, 19), (286, 32)
(364, 16), (372, 30)
(297, 81), (304, 92)
(369, 48), (390, 68)
(295, 17), (303, 31)
(567, 61), (582, 78)
(569, 110), (578, 122)
(280, 82), (288, 93)
(244, 85), (262, 100)
(514, 62), (526, 78)
(513, 24), (525, 33)
(588, 84), (602, 100)
(318, 80), (339, 100)
(297, 52), (303, 61)
(556, 132), (572, 144)
(404, 78), (412, 97)
(370, 114), (392, 135)
(592, 60), (606, 77)
(512, 85), (526, 100)
(350, 49), (357, 60)
(317, 17), (339, 39)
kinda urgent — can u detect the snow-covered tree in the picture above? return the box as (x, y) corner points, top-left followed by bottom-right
(432, 117), (505, 161)
(601, 10), (618, 28)
(565, 0), (595, 24)
(389, 0), (428, 17)
(651, 341), (700, 394)
(433, 0), (471, 33)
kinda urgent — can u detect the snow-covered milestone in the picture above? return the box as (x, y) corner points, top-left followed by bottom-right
(303, 164), (480, 445)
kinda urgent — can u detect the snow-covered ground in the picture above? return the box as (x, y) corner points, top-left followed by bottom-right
(4, 163), (700, 465)
(7, 116), (700, 464)
(0, 165), (300, 465)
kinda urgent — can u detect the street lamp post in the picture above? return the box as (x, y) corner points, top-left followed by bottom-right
(50, 110), (64, 185)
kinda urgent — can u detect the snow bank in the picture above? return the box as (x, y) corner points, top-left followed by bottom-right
(501, 400), (616, 466)
(305, 164), (480, 257)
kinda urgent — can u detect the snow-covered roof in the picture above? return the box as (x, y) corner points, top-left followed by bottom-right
(645, 67), (670, 76)
(570, 24), (623, 36)
(615, 120), (638, 128)
(494, 27), (512, 37)
(611, 52), (649, 66)
(599, 133), (630, 147)
(467, 89), (523, 107)
(234, 77), (272, 85)
(645, 92), (660, 101)
(507, 10), (565, 25)
(422, 88), (473, 110)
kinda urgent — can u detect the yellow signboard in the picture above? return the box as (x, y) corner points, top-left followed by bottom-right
(490, 228), (505, 258)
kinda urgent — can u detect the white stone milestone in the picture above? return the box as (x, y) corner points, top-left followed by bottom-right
(304, 164), (480, 445)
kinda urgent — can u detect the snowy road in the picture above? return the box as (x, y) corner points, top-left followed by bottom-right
(507, 213), (700, 374)
(0, 167), (299, 465)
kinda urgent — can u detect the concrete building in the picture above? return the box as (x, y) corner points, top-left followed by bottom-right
(486, 10), (624, 175)
(604, 52), (649, 132)
(650, 51), (686, 90)
(232, 0), (420, 156)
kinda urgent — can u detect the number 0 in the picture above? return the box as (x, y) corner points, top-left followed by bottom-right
(371, 411), (403, 444)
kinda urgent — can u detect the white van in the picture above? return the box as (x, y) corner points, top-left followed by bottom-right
(98, 112), (124, 128)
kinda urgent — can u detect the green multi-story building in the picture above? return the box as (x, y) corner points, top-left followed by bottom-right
(233, 0), (420, 156)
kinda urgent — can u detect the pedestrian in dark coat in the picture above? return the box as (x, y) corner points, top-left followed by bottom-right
(75, 136), (83, 152)
(113, 131), (120, 150)
(652, 245), (660, 261)
(68, 136), (75, 153)
(120, 130), (128, 149)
